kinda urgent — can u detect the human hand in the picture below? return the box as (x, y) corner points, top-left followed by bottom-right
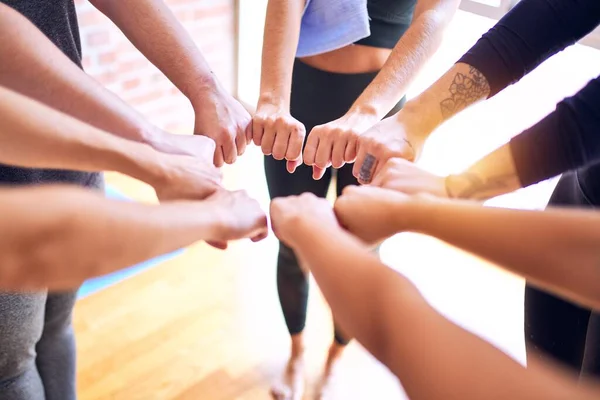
(270, 193), (340, 248)
(371, 158), (448, 197)
(252, 101), (306, 173)
(335, 185), (421, 246)
(303, 111), (378, 180)
(192, 84), (252, 167)
(202, 189), (269, 249)
(353, 114), (425, 184)
(152, 145), (222, 202)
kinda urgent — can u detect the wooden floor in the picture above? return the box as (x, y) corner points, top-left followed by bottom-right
(75, 10), (600, 400)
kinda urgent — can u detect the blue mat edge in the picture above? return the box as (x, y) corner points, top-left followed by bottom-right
(77, 185), (184, 299)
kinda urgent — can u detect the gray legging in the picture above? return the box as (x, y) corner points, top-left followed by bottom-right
(0, 168), (103, 400)
(0, 291), (78, 400)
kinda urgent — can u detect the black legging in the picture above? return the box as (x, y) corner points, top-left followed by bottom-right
(265, 59), (405, 345)
(526, 162), (600, 378)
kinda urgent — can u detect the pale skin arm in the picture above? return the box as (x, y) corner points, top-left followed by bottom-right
(353, 62), (491, 183)
(252, 0), (306, 173)
(272, 194), (599, 400)
(89, 0), (251, 166)
(0, 187), (267, 291)
(0, 86), (221, 201)
(304, 0), (460, 178)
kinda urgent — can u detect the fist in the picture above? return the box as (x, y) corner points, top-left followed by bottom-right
(252, 102), (306, 173)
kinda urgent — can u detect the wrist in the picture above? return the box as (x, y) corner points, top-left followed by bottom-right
(287, 216), (343, 249)
(187, 73), (223, 109)
(398, 96), (441, 142)
(257, 91), (289, 110)
(394, 195), (438, 233)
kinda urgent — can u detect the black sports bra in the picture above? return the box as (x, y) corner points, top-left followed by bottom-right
(355, 0), (418, 49)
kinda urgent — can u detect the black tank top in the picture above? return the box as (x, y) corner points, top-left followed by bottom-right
(356, 0), (418, 49)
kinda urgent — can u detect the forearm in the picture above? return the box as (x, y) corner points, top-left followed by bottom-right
(0, 87), (167, 187)
(396, 62), (491, 141)
(290, 220), (594, 400)
(259, 0), (305, 107)
(405, 199), (600, 310)
(444, 143), (522, 200)
(90, 0), (220, 107)
(349, 0), (460, 118)
(0, 4), (153, 143)
(0, 186), (218, 291)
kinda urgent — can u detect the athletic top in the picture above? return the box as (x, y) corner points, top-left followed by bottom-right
(0, 0), (102, 188)
(355, 0), (417, 49)
(457, 0), (600, 200)
(296, 0), (416, 57)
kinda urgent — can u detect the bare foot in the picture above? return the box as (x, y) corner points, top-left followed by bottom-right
(271, 335), (305, 400)
(315, 342), (345, 400)
(270, 355), (305, 400)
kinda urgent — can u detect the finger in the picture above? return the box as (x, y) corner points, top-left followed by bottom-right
(303, 130), (319, 166)
(272, 130), (289, 160)
(236, 126), (247, 156)
(246, 121), (253, 144)
(251, 230), (269, 242)
(344, 136), (358, 163)
(252, 119), (264, 146)
(214, 146), (225, 167)
(352, 146), (366, 179)
(314, 137), (333, 173)
(287, 159), (302, 174)
(358, 153), (378, 184)
(207, 240), (228, 250)
(331, 140), (347, 169)
(313, 165), (326, 180)
(261, 120), (276, 156)
(222, 131), (237, 164)
(286, 126), (304, 164)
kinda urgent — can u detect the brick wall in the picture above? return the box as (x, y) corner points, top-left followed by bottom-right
(74, 0), (236, 134)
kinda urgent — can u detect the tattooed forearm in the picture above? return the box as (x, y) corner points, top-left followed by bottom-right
(445, 171), (520, 200)
(439, 66), (491, 119)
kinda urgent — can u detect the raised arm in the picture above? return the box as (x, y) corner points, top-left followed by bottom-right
(335, 185), (600, 311)
(0, 85), (220, 201)
(271, 193), (599, 400)
(88, 0), (251, 167)
(251, 0), (307, 173)
(302, 0), (460, 178)
(354, 0), (600, 182)
(0, 187), (267, 291)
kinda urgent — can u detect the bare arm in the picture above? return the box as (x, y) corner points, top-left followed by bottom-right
(0, 4), (155, 144)
(272, 194), (598, 400)
(258, 0), (305, 109)
(251, 0), (307, 172)
(349, 0), (460, 119)
(335, 186), (600, 311)
(0, 86), (221, 200)
(89, 0), (252, 166)
(0, 186), (267, 291)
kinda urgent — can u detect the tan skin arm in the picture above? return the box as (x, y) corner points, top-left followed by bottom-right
(271, 193), (599, 400)
(89, 0), (251, 167)
(0, 187), (267, 291)
(335, 186), (600, 311)
(0, 85), (220, 201)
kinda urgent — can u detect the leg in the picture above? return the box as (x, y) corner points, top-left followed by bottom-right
(526, 172), (594, 375)
(266, 156), (332, 400)
(0, 292), (47, 400)
(35, 291), (78, 400)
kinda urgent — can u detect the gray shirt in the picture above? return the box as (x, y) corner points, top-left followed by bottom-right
(0, 0), (102, 189)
